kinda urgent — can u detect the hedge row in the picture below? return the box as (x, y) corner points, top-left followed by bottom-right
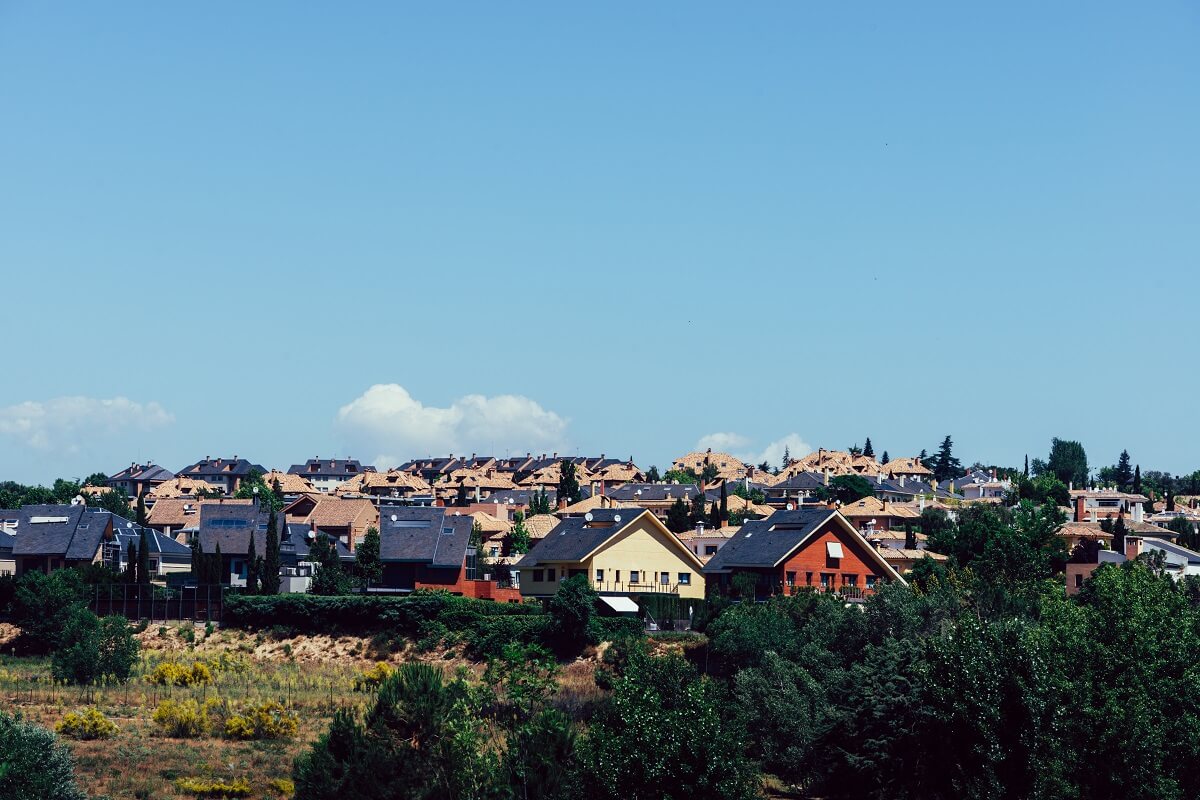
(222, 591), (537, 634)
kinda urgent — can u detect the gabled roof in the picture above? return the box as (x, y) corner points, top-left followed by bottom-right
(8, 505), (112, 560)
(378, 507), (473, 568)
(515, 508), (704, 570)
(337, 470), (432, 495)
(113, 519), (192, 559)
(107, 463), (175, 484)
(197, 502), (283, 557)
(556, 494), (638, 517)
(607, 483), (703, 503)
(260, 470), (316, 495)
(287, 459), (376, 478)
(671, 450), (748, 480)
(882, 457), (933, 477)
(148, 477), (224, 499)
(299, 497), (378, 528)
(177, 457), (268, 479)
(702, 508), (906, 583)
(147, 498), (252, 529)
(518, 462), (596, 488)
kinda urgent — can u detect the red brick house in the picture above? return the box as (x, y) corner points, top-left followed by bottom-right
(703, 508), (905, 599)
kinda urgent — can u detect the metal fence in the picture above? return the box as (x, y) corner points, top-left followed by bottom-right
(89, 584), (225, 623)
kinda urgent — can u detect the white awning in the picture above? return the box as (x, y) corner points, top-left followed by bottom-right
(826, 541), (844, 559)
(598, 596), (640, 613)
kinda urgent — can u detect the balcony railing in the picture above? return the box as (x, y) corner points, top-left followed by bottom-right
(591, 580), (689, 595)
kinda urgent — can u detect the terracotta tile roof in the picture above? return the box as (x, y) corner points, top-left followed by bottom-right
(440, 468), (518, 491)
(594, 462), (644, 483)
(781, 449), (882, 480)
(338, 470), (431, 495)
(304, 498), (378, 528)
(518, 463), (596, 488)
(880, 548), (948, 562)
(80, 485), (113, 496)
(839, 496), (923, 520)
(522, 514), (560, 539)
(671, 450), (748, 481)
(260, 470), (317, 495)
(882, 457), (933, 477)
(147, 498), (251, 529)
(470, 511), (512, 534)
(148, 477), (224, 498)
(719, 494), (775, 517)
(556, 494), (639, 517)
(1059, 522), (1115, 541)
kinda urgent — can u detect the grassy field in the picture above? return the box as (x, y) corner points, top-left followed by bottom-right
(0, 622), (392, 800)
(0, 621), (615, 800)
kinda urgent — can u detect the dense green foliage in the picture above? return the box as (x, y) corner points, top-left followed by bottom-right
(0, 712), (89, 800)
(11, 570), (88, 652)
(354, 525), (382, 587)
(50, 608), (140, 684)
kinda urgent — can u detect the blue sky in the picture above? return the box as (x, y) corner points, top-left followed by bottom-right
(1, 2), (1198, 484)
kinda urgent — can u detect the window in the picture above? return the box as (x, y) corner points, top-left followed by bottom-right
(866, 575), (877, 588)
(630, 570), (640, 583)
(844, 574), (858, 587)
(786, 571), (796, 586)
(490, 546), (499, 557)
(705, 545), (718, 555)
(660, 572), (670, 585)
(532, 569), (544, 582)
(678, 572), (691, 585)
(1074, 573), (1083, 588)
(820, 573), (831, 588)
(806, 572), (813, 586)
(615, 570), (621, 583)
(595, 569), (604, 583)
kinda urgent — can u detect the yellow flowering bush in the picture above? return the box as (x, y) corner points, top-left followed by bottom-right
(223, 701), (298, 740)
(152, 697), (220, 737)
(353, 661), (395, 691)
(56, 707), (118, 740)
(174, 776), (251, 797)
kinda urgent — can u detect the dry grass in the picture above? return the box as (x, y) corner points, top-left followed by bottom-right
(0, 622), (614, 799)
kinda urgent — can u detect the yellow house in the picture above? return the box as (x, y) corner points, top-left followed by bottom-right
(515, 508), (705, 599)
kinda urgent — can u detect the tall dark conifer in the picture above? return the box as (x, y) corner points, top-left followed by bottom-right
(262, 509), (281, 594)
(863, 438), (875, 458)
(137, 528), (151, 585)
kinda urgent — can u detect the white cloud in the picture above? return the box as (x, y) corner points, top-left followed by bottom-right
(336, 384), (570, 468)
(695, 432), (750, 452)
(748, 434), (813, 470)
(0, 396), (174, 452)
(696, 431), (813, 469)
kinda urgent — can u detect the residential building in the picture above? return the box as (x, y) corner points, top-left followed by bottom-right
(176, 457), (268, 495)
(258, 470), (316, 497)
(606, 483), (704, 522)
(1067, 536), (1200, 595)
(335, 470), (432, 502)
(146, 477), (224, 500)
(6, 504), (115, 576)
(703, 508), (906, 599)
(377, 507), (519, 600)
(671, 449), (748, 482)
(287, 458), (376, 493)
(0, 529), (15, 575)
(111, 520), (193, 577)
(282, 495), (378, 551)
(196, 501), (285, 587)
(146, 498), (253, 539)
(515, 508), (706, 600)
(106, 462), (175, 498)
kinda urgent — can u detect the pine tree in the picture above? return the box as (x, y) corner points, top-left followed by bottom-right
(782, 446), (792, 469)
(137, 527), (151, 584)
(931, 436), (962, 482)
(863, 438), (875, 458)
(665, 498), (691, 533)
(918, 449), (928, 464)
(1133, 465), (1142, 496)
(719, 480), (729, 521)
(246, 533), (260, 594)
(1024, 454), (1030, 478)
(1114, 450), (1134, 490)
(262, 509), (281, 594)
(690, 491), (706, 527)
(881, 451), (889, 465)
(645, 465), (661, 483)
(1112, 514), (1128, 555)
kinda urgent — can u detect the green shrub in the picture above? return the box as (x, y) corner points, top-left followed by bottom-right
(223, 701), (298, 740)
(11, 570), (87, 653)
(56, 707), (119, 740)
(0, 710), (89, 800)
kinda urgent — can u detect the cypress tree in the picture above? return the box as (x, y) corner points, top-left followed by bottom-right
(192, 536), (204, 583)
(137, 527), (151, 584)
(262, 510), (281, 595)
(719, 480), (729, 521)
(136, 494), (148, 526)
(708, 500), (722, 530)
(213, 542), (223, 585)
(1112, 514), (1128, 554)
(1024, 454), (1030, 478)
(126, 540), (138, 584)
(1133, 465), (1142, 495)
(246, 534), (259, 594)
(904, 524), (916, 550)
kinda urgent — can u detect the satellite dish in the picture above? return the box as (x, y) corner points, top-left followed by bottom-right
(613, 514), (621, 523)
(786, 503), (795, 511)
(584, 512), (593, 522)
(391, 514), (398, 522)
(127, 522), (134, 529)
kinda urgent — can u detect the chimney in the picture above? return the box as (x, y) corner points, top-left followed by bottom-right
(474, 486), (481, 503)
(899, 475), (906, 488)
(557, 497), (568, 511)
(823, 468), (830, 486)
(825, 499), (837, 510)
(876, 472), (882, 485)
(1133, 503), (1144, 524)
(1125, 537), (1143, 561)
(991, 468), (997, 480)
(919, 496), (926, 512)
(1074, 496), (1086, 523)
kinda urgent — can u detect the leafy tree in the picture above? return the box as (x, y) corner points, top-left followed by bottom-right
(308, 533), (350, 596)
(233, 470), (284, 512)
(136, 527), (151, 585)
(863, 437), (875, 458)
(11, 570), (87, 653)
(645, 465), (661, 483)
(690, 491), (707, 527)
(50, 608), (140, 684)
(1013, 473), (1070, 508)
(662, 468), (698, 485)
(0, 711), (89, 800)
(1047, 438), (1089, 488)
(509, 512), (532, 554)
(578, 650), (760, 800)
(699, 462), (720, 484)
(1168, 515), (1197, 550)
(547, 575), (597, 656)
(557, 460), (582, 506)
(733, 650), (829, 787)
(731, 482), (767, 505)
(262, 510), (281, 595)
(355, 525), (381, 588)
(665, 498), (691, 534)
(830, 474), (874, 505)
(92, 487), (132, 517)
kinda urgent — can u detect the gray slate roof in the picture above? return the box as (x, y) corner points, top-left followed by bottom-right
(107, 463), (175, 484)
(515, 508), (648, 567)
(7, 505), (112, 560)
(197, 502), (283, 557)
(703, 508), (835, 571)
(177, 457), (268, 480)
(287, 459), (376, 479)
(607, 483), (702, 502)
(379, 507), (474, 568)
